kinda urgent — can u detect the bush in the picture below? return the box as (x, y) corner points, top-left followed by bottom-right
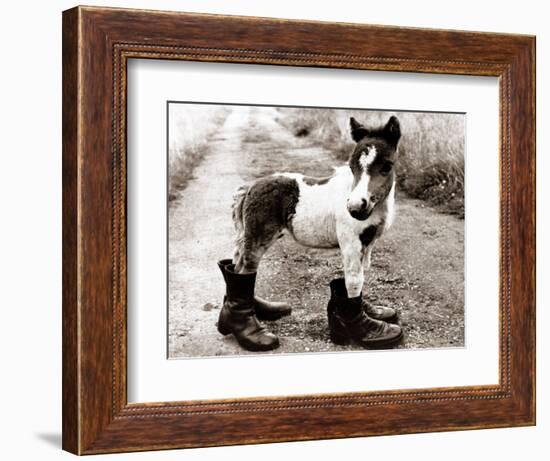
(168, 105), (230, 201)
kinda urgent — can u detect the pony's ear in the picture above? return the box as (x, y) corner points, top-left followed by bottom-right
(350, 117), (369, 142)
(382, 116), (401, 146)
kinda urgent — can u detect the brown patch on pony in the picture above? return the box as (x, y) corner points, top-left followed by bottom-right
(359, 225), (379, 247)
(234, 176), (300, 272)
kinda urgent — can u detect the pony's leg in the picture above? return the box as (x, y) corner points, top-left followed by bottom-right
(337, 230), (365, 298)
(235, 241), (267, 274)
(231, 189), (247, 265)
(232, 177), (292, 274)
(232, 225), (244, 265)
(359, 239), (397, 322)
(362, 245), (373, 278)
(234, 226), (281, 274)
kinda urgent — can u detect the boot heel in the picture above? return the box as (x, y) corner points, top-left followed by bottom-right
(330, 330), (349, 345)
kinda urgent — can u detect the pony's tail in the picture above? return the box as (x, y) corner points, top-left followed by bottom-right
(232, 185), (249, 232)
(231, 185), (249, 264)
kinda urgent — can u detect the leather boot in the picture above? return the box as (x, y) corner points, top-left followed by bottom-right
(218, 259), (291, 321)
(217, 264), (280, 351)
(327, 278), (403, 348)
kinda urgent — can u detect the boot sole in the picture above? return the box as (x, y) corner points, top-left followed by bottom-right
(330, 329), (404, 349)
(217, 321), (280, 352)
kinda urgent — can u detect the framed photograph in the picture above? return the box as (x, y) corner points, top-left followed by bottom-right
(62, 6), (535, 455)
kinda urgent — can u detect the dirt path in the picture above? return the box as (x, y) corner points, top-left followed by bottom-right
(168, 109), (251, 356)
(168, 107), (464, 358)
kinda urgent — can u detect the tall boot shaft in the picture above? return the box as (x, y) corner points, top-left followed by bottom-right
(222, 262), (256, 303)
(329, 278), (362, 320)
(217, 259), (291, 320)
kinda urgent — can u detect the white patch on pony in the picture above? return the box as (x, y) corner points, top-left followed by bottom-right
(347, 171), (370, 209)
(274, 170), (348, 248)
(359, 146), (377, 171)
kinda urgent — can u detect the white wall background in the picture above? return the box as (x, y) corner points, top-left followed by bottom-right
(0, 1), (546, 459)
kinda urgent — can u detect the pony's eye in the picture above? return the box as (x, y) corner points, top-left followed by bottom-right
(380, 161), (393, 176)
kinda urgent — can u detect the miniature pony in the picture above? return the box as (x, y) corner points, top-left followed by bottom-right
(217, 116), (403, 351)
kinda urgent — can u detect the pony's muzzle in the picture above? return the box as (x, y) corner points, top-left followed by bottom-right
(347, 198), (372, 221)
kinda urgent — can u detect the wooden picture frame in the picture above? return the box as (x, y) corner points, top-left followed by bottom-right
(62, 5), (535, 455)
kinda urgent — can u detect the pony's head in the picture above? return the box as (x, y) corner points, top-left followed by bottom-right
(346, 115), (401, 221)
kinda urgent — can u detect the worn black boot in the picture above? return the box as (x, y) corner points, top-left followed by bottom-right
(327, 278), (403, 348)
(217, 263), (280, 351)
(218, 259), (291, 321)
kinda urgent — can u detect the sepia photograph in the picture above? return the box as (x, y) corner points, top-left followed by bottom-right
(167, 102), (465, 358)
